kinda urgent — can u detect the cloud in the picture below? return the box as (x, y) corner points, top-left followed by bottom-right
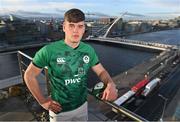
(0, 0), (179, 18)
(0, 1), (76, 13)
(47, 2), (75, 10)
(1, 0), (28, 4)
(138, 0), (180, 17)
(0, 0), (95, 12)
(1, 0), (37, 6)
(140, 0), (180, 9)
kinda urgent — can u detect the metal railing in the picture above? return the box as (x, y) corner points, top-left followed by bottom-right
(90, 37), (174, 51)
(88, 89), (148, 122)
(17, 51), (50, 95)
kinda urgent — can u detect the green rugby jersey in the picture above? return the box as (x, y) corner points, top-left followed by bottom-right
(33, 40), (99, 112)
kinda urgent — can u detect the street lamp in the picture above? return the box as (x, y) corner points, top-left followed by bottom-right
(158, 94), (168, 122)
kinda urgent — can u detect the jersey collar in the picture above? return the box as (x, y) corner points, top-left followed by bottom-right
(62, 39), (81, 50)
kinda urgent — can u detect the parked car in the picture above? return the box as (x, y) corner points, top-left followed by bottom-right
(141, 78), (161, 97)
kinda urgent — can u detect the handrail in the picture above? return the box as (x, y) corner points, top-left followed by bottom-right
(91, 37), (174, 51)
(88, 88), (148, 122)
(18, 51), (33, 60)
(17, 50), (50, 95)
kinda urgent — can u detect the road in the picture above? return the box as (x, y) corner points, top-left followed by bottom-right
(125, 64), (180, 121)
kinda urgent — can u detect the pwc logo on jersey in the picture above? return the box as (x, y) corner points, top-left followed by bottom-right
(83, 55), (89, 64)
(65, 78), (81, 86)
(57, 57), (66, 64)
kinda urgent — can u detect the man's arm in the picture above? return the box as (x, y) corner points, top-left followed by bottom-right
(92, 63), (118, 101)
(24, 62), (61, 113)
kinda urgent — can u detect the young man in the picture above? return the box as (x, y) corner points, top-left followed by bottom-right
(24, 8), (118, 121)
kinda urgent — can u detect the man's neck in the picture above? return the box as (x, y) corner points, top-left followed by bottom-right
(64, 39), (80, 49)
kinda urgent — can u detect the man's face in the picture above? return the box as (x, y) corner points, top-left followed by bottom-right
(63, 20), (85, 43)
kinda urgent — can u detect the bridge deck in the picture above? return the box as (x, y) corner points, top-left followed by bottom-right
(88, 37), (174, 51)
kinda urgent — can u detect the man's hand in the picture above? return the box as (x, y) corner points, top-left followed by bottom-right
(101, 82), (118, 101)
(40, 97), (62, 113)
(92, 63), (118, 101)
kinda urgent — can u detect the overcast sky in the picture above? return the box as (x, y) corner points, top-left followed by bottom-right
(0, 0), (179, 19)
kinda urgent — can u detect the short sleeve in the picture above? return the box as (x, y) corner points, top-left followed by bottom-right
(32, 46), (49, 68)
(90, 47), (99, 67)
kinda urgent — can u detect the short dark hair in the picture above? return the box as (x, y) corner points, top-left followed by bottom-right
(64, 8), (85, 23)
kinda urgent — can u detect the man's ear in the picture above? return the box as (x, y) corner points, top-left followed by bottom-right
(63, 22), (65, 32)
